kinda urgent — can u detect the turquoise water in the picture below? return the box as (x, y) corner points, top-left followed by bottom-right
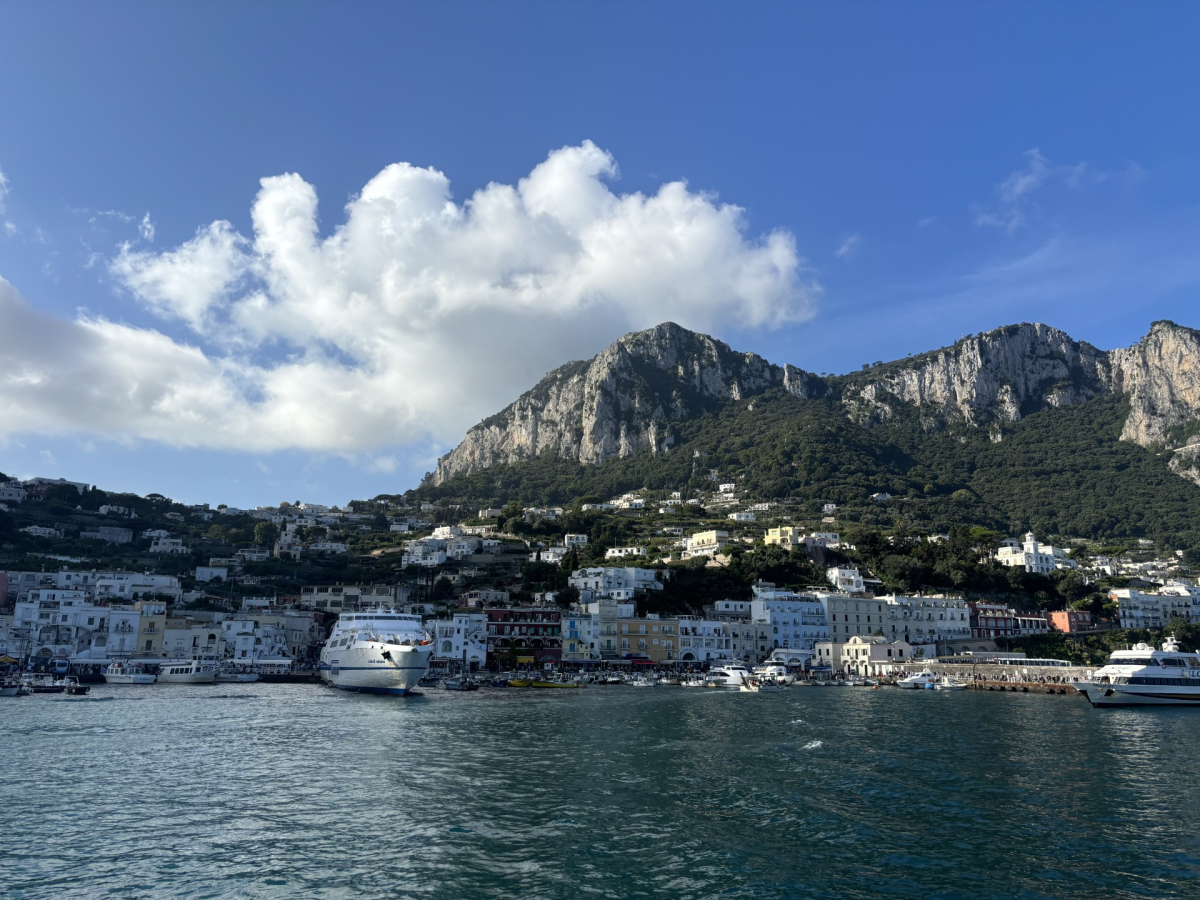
(2, 683), (1198, 899)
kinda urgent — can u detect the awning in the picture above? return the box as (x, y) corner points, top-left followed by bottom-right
(516, 656), (535, 663)
(631, 659), (656, 666)
(0, 656), (19, 664)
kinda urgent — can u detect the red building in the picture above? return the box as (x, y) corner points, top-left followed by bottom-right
(485, 607), (562, 667)
(968, 602), (1018, 639)
(1047, 610), (1093, 633)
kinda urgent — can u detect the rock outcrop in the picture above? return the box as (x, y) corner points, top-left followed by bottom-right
(428, 319), (1200, 486)
(428, 322), (817, 485)
(844, 320), (1200, 449)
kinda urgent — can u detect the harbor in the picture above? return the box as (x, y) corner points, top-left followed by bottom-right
(4, 680), (1200, 900)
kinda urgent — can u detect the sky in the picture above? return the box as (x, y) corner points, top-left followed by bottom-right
(1, 2), (1198, 508)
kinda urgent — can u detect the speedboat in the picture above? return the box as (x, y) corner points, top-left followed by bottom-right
(214, 669), (259, 683)
(706, 665), (752, 688)
(442, 676), (479, 691)
(22, 674), (66, 694)
(752, 664), (796, 685)
(1, 680), (31, 697)
(319, 609), (433, 696)
(629, 675), (655, 687)
(531, 678), (578, 688)
(680, 674), (707, 688)
(740, 677), (786, 693)
(897, 670), (939, 689)
(1073, 638), (1200, 707)
(61, 676), (90, 695)
(933, 676), (967, 691)
(157, 660), (217, 684)
(104, 662), (157, 684)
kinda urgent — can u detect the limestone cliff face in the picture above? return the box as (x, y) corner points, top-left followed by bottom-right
(1108, 321), (1200, 446)
(429, 319), (1200, 487)
(844, 321), (1200, 453)
(841, 323), (1111, 430)
(428, 323), (816, 485)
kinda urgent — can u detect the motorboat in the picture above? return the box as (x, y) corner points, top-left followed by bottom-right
(706, 665), (752, 688)
(680, 674), (707, 688)
(319, 609), (433, 696)
(1073, 638), (1200, 707)
(629, 675), (655, 687)
(1, 680), (31, 697)
(157, 660), (217, 684)
(104, 662), (157, 685)
(897, 670), (939, 689)
(752, 664), (796, 685)
(531, 678), (578, 688)
(740, 677), (787, 693)
(442, 676), (479, 691)
(214, 669), (259, 683)
(933, 676), (968, 691)
(61, 676), (90, 695)
(22, 674), (66, 694)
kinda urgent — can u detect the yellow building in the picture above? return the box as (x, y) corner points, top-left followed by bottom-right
(614, 617), (679, 663)
(764, 526), (803, 550)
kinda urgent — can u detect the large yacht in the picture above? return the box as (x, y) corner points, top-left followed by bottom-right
(706, 664), (752, 687)
(319, 609), (433, 696)
(1073, 638), (1200, 707)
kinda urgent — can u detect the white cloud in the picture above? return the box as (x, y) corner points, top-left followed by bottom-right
(139, 212), (155, 242)
(835, 233), (861, 259)
(972, 149), (1108, 233)
(1, 142), (818, 456)
(0, 163), (8, 213)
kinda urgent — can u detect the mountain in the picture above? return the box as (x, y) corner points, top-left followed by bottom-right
(420, 320), (1200, 546)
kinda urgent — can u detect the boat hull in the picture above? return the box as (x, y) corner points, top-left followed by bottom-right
(1074, 682), (1200, 707)
(320, 642), (432, 696)
(103, 674), (157, 684)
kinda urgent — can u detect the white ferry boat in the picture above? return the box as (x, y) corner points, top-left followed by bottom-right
(157, 660), (217, 684)
(319, 609), (433, 696)
(752, 663), (796, 685)
(1073, 638), (1200, 707)
(897, 670), (939, 689)
(103, 662), (156, 685)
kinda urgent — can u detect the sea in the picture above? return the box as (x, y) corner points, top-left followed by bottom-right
(2, 683), (1198, 900)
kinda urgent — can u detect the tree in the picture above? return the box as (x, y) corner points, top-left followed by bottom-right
(254, 521), (279, 547)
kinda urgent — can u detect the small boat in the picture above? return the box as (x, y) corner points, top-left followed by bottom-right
(488, 678), (510, 688)
(441, 677), (479, 691)
(741, 677), (787, 693)
(22, 674), (66, 694)
(214, 669), (259, 683)
(508, 678), (532, 688)
(61, 676), (90, 695)
(897, 670), (939, 690)
(531, 678), (578, 689)
(605, 674), (624, 684)
(933, 676), (967, 691)
(629, 675), (655, 687)
(1, 681), (31, 697)
(104, 662), (157, 685)
(680, 675), (707, 688)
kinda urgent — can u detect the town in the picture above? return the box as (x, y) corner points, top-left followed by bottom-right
(2, 472), (1196, 680)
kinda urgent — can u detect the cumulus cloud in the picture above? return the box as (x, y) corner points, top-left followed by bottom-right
(1, 142), (817, 455)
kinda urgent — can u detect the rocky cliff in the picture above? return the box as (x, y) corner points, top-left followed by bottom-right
(429, 322), (817, 485)
(428, 319), (1200, 486)
(843, 320), (1200, 453)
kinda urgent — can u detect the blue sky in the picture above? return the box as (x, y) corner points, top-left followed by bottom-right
(1, 2), (1198, 507)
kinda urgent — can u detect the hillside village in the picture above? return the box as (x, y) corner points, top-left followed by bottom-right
(2, 468), (1198, 673)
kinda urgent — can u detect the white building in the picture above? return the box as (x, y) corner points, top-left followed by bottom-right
(995, 532), (1079, 575)
(813, 635), (914, 675)
(196, 566), (228, 582)
(564, 534), (589, 548)
(727, 512), (757, 523)
(749, 582), (829, 666)
(431, 613), (488, 669)
(0, 484), (28, 503)
(826, 567), (864, 593)
(562, 611), (600, 662)
(21, 525), (62, 539)
(568, 567), (663, 601)
(1112, 583), (1200, 629)
(683, 530), (732, 559)
(605, 546), (648, 559)
(677, 617), (733, 664)
(150, 537), (190, 555)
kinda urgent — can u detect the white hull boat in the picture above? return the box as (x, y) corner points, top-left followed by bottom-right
(320, 609), (433, 696)
(1074, 638), (1200, 707)
(158, 660), (217, 684)
(103, 662), (156, 685)
(214, 671), (259, 683)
